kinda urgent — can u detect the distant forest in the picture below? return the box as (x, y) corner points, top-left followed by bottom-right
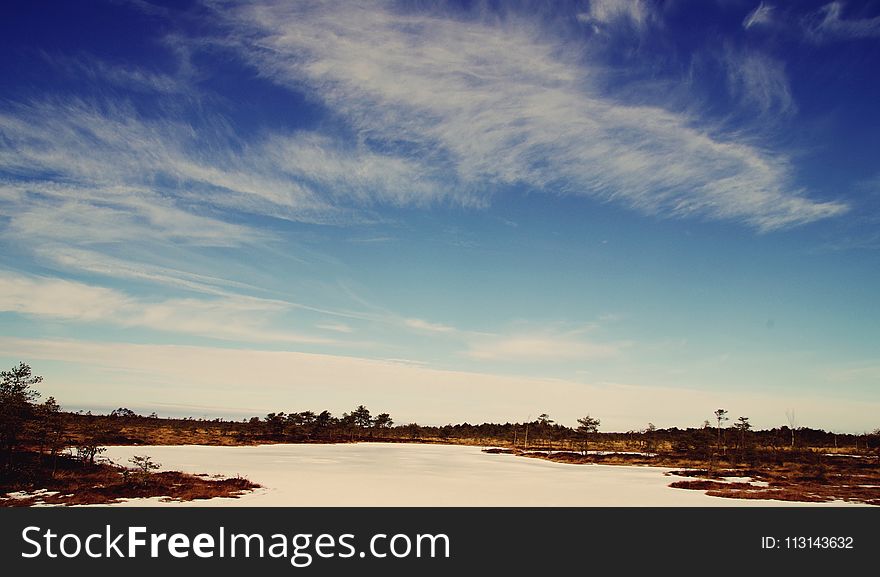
(62, 406), (880, 454)
(3, 362), (880, 480)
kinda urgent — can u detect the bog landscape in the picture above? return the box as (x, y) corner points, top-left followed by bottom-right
(2, 362), (878, 507)
(1, 1), (878, 510)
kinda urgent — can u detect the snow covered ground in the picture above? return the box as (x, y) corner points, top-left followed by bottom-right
(98, 443), (864, 507)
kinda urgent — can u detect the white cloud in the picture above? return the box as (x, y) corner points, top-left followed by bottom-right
(0, 95), (457, 312)
(0, 182), (256, 248)
(0, 2), (849, 245)
(0, 272), (131, 321)
(577, 0), (655, 31)
(24, 244), (391, 332)
(806, 2), (880, 41)
(724, 49), (795, 116)
(316, 322), (354, 334)
(261, 132), (452, 208)
(0, 99), (448, 247)
(50, 53), (187, 94)
(743, 3), (774, 30)
(35, 246), (263, 298)
(220, 0), (846, 230)
(404, 318), (457, 334)
(0, 101), (333, 228)
(465, 334), (623, 362)
(0, 272), (334, 345)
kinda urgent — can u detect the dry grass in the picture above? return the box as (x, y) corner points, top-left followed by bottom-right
(516, 450), (880, 506)
(1, 456), (259, 507)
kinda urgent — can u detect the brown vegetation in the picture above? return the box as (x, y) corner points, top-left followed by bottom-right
(0, 451), (259, 507)
(506, 448), (880, 506)
(1, 363), (262, 507)
(55, 402), (880, 507)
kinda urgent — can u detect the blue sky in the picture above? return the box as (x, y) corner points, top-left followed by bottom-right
(0, 0), (878, 431)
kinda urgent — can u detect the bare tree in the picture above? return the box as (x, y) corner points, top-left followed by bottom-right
(76, 441), (106, 467)
(785, 410), (797, 448)
(714, 409), (729, 454)
(128, 455), (161, 485)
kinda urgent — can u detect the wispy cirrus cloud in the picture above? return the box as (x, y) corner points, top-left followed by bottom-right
(462, 320), (625, 363)
(0, 96), (451, 251)
(723, 48), (795, 116)
(400, 315), (623, 364)
(465, 334), (624, 362)
(217, 0), (846, 231)
(0, 92), (457, 313)
(0, 99), (375, 231)
(404, 318), (458, 335)
(316, 322), (354, 334)
(577, 0), (656, 32)
(805, 2), (880, 42)
(0, 272), (335, 345)
(47, 53), (188, 94)
(33, 246), (265, 298)
(0, 180), (258, 248)
(743, 3), (775, 30)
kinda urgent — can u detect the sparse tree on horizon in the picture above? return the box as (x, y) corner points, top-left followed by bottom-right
(576, 415), (601, 454)
(786, 410), (797, 448)
(313, 410), (335, 439)
(538, 413), (554, 449)
(643, 422), (657, 452)
(734, 416), (751, 451)
(351, 405), (372, 428)
(714, 409), (729, 454)
(374, 413), (393, 430)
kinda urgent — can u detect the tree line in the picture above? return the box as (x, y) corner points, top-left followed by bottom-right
(252, 404), (393, 441)
(3, 362), (879, 482)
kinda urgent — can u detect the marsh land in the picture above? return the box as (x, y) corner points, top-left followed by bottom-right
(2, 363), (878, 506)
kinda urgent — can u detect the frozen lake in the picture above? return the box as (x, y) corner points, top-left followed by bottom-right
(100, 443), (860, 507)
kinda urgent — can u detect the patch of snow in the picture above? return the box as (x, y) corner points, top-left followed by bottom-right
(3, 489), (59, 500)
(82, 443), (871, 507)
(523, 449), (657, 457)
(715, 477), (771, 488)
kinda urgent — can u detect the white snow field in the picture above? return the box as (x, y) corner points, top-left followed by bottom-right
(98, 442), (865, 507)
